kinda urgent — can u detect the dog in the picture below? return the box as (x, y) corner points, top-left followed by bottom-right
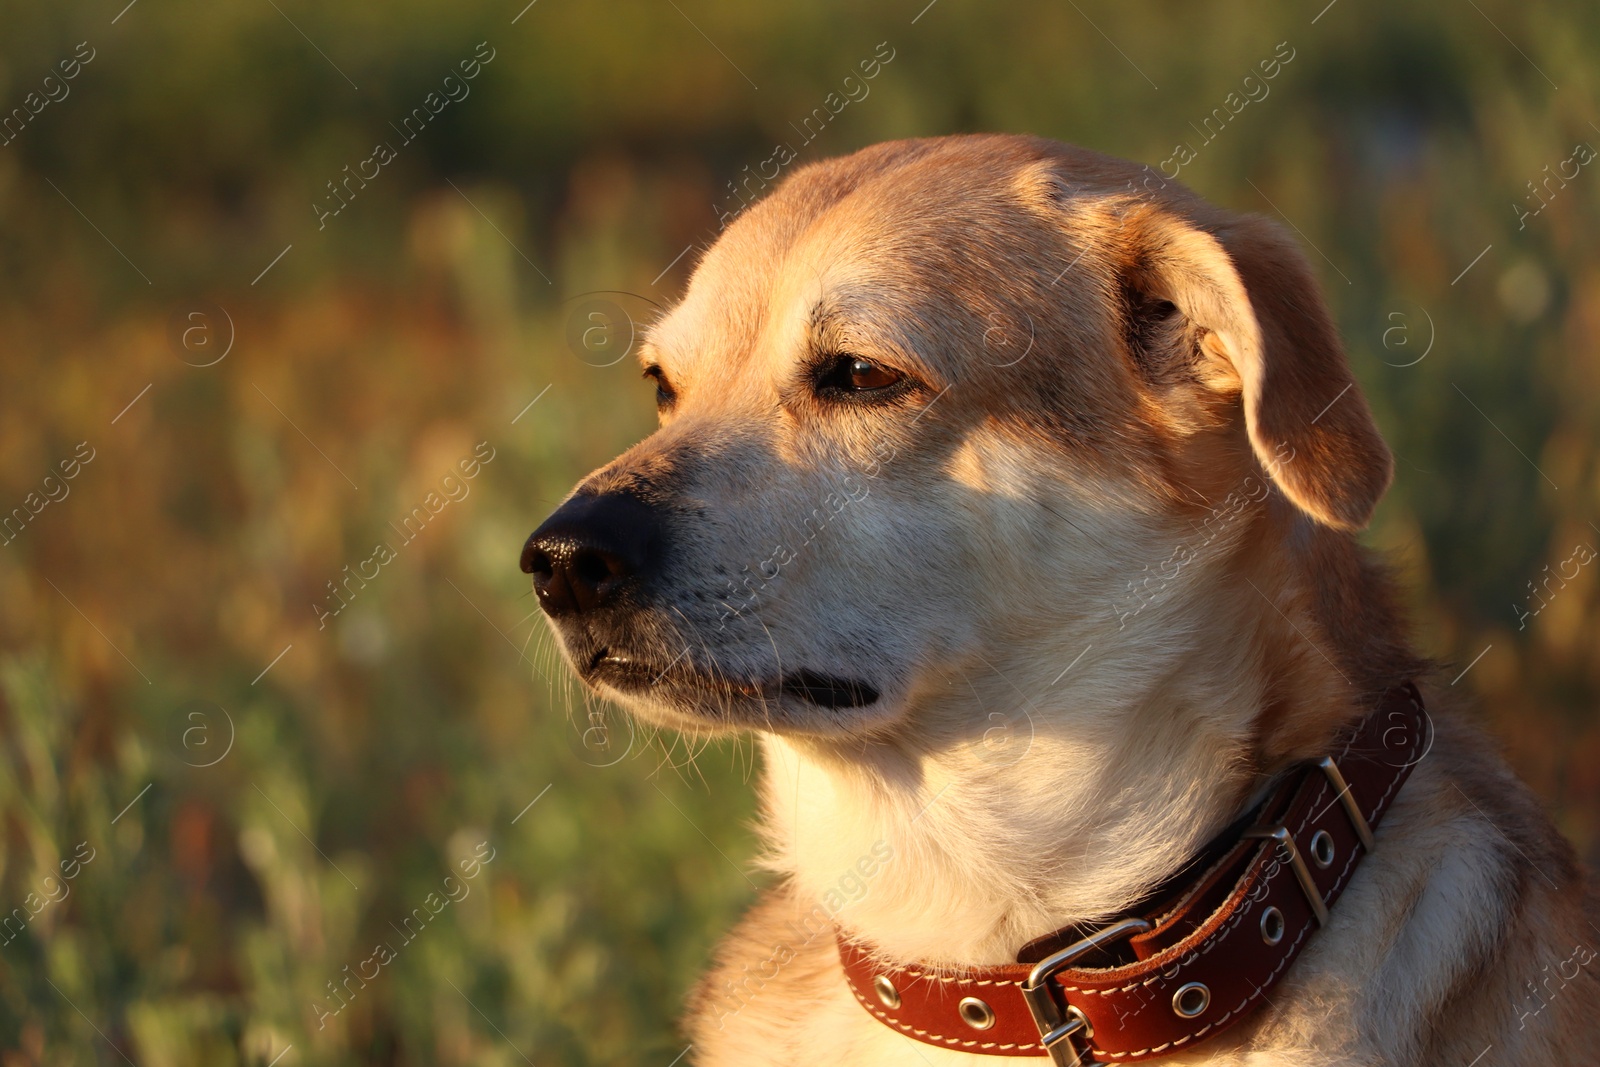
(521, 134), (1600, 1065)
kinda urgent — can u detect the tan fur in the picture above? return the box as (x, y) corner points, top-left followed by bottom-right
(538, 135), (1600, 1064)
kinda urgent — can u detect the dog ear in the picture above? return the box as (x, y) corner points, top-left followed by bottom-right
(1118, 204), (1392, 531)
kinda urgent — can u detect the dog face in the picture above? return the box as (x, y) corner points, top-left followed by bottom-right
(522, 134), (1391, 744)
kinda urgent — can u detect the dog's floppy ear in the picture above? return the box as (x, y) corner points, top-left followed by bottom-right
(1118, 204), (1392, 532)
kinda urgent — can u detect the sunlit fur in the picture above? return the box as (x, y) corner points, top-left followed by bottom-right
(536, 135), (1600, 1065)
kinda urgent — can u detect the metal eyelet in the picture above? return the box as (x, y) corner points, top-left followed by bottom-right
(873, 974), (901, 1009)
(1309, 829), (1335, 868)
(959, 996), (997, 1030)
(1172, 981), (1211, 1018)
(1260, 905), (1285, 945)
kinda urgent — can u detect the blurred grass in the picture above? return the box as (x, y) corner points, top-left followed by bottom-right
(1, 0), (1599, 1063)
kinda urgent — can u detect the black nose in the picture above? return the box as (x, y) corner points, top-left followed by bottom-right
(521, 492), (661, 617)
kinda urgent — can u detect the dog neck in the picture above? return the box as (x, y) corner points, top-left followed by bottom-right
(755, 509), (1394, 968)
(758, 686), (1265, 968)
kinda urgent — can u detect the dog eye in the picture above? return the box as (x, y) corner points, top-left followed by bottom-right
(817, 355), (903, 395)
(643, 365), (676, 410)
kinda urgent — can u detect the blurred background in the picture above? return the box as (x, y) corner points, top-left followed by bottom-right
(1, 0), (1598, 1062)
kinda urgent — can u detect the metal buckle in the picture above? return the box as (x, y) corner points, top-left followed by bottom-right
(1021, 917), (1151, 1066)
(1242, 824), (1329, 925)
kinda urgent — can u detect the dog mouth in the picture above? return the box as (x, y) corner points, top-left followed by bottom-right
(583, 647), (879, 709)
(775, 670), (879, 708)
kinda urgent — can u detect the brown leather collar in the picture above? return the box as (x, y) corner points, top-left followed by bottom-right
(838, 683), (1430, 1064)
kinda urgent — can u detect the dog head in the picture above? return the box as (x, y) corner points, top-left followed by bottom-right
(522, 134), (1392, 748)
